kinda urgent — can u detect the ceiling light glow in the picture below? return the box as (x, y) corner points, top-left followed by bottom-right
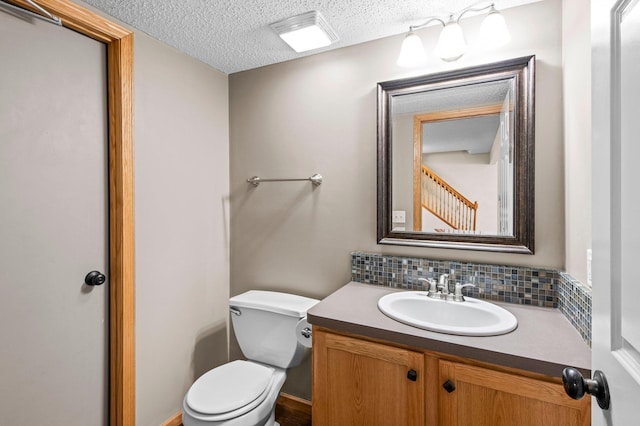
(280, 25), (332, 52)
(270, 10), (338, 53)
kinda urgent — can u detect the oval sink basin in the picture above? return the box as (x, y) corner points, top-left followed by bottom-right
(378, 291), (517, 336)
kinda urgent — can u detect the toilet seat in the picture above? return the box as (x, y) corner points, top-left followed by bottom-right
(185, 360), (275, 422)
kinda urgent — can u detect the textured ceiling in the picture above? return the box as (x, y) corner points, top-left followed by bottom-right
(392, 79), (511, 114)
(81, 0), (540, 74)
(423, 115), (500, 155)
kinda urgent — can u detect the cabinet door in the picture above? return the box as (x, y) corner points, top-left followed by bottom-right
(438, 360), (590, 426)
(313, 330), (424, 426)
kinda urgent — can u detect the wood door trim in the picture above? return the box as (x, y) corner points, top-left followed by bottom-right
(161, 412), (183, 426)
(8, 1), (136, 425)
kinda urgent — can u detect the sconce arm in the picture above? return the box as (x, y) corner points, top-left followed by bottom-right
(410, 16), (446, 31)
(455, 2), (496, 22)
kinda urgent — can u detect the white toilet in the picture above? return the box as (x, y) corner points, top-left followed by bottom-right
(182, 290), (319, 426)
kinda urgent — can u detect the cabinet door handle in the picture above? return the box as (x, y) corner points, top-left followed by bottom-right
(442, 379), (456, 393)
(407, 369), (418, 381)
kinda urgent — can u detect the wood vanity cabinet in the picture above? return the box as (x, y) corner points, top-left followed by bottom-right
(437, 359), (590, 426)
(312, 328), (425, 425)
(312, 328), (591, 426)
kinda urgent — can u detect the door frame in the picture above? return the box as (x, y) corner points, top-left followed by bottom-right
(9, 1), (135, 425)
(412, 104), (503, 231)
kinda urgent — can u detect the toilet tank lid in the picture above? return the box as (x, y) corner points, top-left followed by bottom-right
(230, 290), (319, 317)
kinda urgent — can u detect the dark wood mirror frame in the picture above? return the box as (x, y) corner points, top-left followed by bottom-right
(377, 56), (535, 253)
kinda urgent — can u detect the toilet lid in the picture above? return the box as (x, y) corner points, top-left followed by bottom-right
(186, 360), (274, 415)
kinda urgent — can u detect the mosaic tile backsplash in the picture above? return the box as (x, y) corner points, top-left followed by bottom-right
(351, 252), (592, 346)
(557, 272), (592, 346)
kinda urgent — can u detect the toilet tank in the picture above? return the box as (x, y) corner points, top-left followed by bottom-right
(229, 290), (319, 369)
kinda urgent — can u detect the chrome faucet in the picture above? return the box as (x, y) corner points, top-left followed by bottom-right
(437, 274), (452, 300)
(422, 273), (475, 301)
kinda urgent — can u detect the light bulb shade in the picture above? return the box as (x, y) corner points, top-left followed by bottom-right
(435, 21), (466, 62)
(397, 32), (427, 67)
(479, 10), (511, 48)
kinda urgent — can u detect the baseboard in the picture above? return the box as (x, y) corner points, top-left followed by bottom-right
(276, 392), (312, 416)
(161, 393), (311, 426)
(161, 411), (183, 426)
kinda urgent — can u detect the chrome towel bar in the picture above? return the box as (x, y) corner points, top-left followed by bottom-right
(247, 174), (322, 187)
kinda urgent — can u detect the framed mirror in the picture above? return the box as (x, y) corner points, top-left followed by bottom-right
(377, 56), (535, 253)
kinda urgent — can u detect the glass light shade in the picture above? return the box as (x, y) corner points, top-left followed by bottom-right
(279, 25), (332, 52)
(435, 21), (467, 62)
(397, 32), (427, 67)
(478, 9), (511, 48)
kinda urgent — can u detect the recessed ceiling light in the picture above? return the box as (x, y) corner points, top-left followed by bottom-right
(270, 10), (339, 53)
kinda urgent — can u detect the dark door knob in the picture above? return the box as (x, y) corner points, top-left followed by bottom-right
(85, 271), (106, 286)
(562, 367), (610, 410)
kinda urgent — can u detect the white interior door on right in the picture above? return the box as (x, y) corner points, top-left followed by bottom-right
(591, 0), (640, 424)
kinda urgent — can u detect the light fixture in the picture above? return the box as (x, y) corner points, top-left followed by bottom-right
(435, 16), (467, 62)
(397, 31), (427, 67)
(270, 10), (339, 53)
(478, 5), (511, 48)
(397, 2), (510, 67)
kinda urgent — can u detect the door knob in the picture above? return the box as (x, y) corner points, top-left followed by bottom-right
(562, 367), (610, 410)
(84, 271), (106, 286)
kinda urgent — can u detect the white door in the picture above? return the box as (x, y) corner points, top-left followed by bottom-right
(0, 7), (108, 425)
(591, 0), (640, 423)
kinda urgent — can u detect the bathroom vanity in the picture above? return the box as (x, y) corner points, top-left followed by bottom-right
(307, 282), (591, 426)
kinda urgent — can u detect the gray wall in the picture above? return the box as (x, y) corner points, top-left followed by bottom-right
(229, 0), (564, 399)
(74, 1), (231, 423)
(134, 33), (229, 425)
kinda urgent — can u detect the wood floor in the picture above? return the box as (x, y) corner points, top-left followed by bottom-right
(164, 394), (312, 426)
(275, 394), (312, 426)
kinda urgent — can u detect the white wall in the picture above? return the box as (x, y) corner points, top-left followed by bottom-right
(562, 0), (592, 284)
(422, 152), (498, 233)
(230, 0), (564, 399)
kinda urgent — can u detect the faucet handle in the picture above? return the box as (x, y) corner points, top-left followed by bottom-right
(418, 278), (438, 296)
(453, 283), (476, 301)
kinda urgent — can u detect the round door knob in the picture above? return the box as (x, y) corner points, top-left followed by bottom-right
(562, 367), (610, 410)
(85, 271), (106, 286)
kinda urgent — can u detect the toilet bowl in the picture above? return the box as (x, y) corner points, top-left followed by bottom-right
(182, 361), (286, 426)
(182, 291), (319, 426)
